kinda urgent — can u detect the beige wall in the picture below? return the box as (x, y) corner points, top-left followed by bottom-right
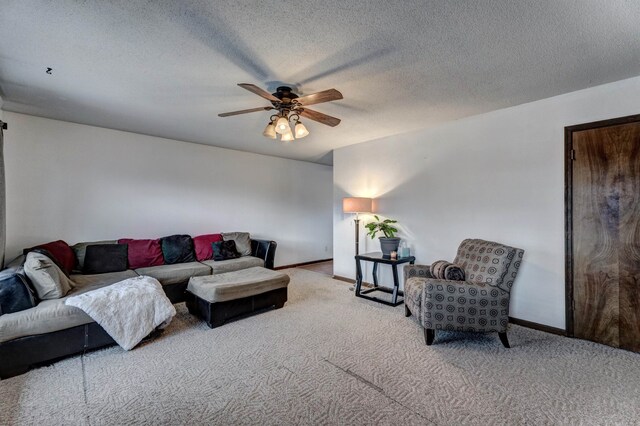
(4, 112), (333, 267)
(334, 75), (640, 329)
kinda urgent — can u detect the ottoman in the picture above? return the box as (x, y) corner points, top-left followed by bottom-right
(185, 266), (289, 328)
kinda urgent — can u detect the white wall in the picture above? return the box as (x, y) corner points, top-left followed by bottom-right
(334, 75), (640, 330)
(3, 112), (333, 266)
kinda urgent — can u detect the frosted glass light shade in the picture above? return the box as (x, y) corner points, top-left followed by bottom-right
(275, 116), (291, 134)
(343, 197), (373, 213)
(262, 122), (276, 138)
(281, 131), (295, 142)
(294, 121), (309, 138)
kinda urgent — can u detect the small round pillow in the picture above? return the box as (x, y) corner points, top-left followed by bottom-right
(429, 260), (450, 279)
(430, 260), (465, 281)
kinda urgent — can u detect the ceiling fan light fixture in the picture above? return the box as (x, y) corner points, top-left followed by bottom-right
(262, 121), (277, 139)
(275, 116), (291, 134)
(281, 131), (295, 142)
(294, 120), (309, 138)
(218, 84), (343, 142)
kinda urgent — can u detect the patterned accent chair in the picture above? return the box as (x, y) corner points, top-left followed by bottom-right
(404, 239), (524, 348)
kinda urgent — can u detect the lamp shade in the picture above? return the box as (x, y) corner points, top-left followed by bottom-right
(281, 130), (295, 142)
(262, 122), (277, 139)
(294, 121), (309, 138)
(275, 116), (291, 135)
(343, 197), (373, 213)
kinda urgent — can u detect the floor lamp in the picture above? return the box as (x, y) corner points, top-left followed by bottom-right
(343, 197), (373, 288)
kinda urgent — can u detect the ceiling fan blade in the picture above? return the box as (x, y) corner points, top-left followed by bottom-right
(218, 106), (272, 117)
(294, 89), (343, 106)
(237, 83), (279, 102)
(299, 108), (341, 127)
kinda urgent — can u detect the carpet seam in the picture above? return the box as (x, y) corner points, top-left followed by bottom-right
(323, 358), (438, 425)
(81, 354), (91, 426)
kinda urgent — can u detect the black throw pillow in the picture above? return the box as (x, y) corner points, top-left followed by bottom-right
(83, 244), (129, 274)
(0, 270), (37, 316)
(444, 264), (465, 281)
(212, 240), (240, 261)
(160, 234), (196, 264)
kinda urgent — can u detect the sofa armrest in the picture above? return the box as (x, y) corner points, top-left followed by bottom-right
(404, 264), (433, 284)
(251, 239), (277, 270)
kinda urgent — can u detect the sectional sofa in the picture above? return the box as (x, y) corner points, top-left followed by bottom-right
(0, 234), (276, 379)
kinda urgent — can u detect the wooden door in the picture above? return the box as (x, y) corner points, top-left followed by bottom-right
(567, 116), (640, 352)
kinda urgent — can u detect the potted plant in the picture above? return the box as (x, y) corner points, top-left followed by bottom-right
(365, 215), (400, 256)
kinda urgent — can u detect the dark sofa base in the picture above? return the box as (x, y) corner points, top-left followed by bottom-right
(163, 282), (189, 304)
(0, 322), (116, 379)
(185, 287), (287, 328)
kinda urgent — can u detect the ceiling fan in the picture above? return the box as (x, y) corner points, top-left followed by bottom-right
(218, 84), (343, 141)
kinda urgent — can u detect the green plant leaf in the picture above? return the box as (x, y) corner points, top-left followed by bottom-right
(362, 216), (401, 240)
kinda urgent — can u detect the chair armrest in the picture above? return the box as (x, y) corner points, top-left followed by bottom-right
(423, 279), (509, 301)
(404, 264), (433, 284)
(422, 279), (511, 332)
(251, 239), (277, 269)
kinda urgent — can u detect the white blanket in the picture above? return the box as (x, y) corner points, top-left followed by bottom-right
(65, 276), (176, 350)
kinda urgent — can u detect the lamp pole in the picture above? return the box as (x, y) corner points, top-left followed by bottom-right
(342, 197), (373, 290)
(350, 213), (361, 291)
(354, 213), (360, 256)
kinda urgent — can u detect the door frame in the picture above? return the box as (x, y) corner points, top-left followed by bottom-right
(564, 113), (640, 337)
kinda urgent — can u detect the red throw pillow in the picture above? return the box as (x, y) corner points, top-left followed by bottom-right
(117, 238), (164, 269)
(192, 234), (223, 261)
(24, 240), (75, 276)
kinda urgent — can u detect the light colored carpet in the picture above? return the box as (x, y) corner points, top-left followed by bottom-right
(1, 268), (639, 425)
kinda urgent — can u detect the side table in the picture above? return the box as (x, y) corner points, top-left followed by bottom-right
(355, 252), (415, 306)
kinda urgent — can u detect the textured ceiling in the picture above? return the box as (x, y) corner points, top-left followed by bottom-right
(1, 1), (639, 165)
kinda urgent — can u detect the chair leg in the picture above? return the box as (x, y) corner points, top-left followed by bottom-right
(498, 332), (510, 348)
(404, 305), (411, 317)
(424, 328), (435, 345)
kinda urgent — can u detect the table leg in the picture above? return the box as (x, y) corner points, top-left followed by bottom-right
(372, 262), (379, 288)
(391, 264), (399, 304)
(355, 257), (363, 295)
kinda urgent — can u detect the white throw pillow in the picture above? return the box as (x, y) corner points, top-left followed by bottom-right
(24, 252), (75, 300)
(222, 232), (252, 256)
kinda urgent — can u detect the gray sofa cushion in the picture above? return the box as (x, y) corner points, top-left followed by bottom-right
(0, 298), (92, 343)
(71, 270), (139, 289)
(200, 256), (264, 275)
(222, 232), (252, 256)
(0, 270), (138, 343)
(188, 266), (289, 303)
(135, 262), (211, 286)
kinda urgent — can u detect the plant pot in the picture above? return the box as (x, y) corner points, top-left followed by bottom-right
(379, 237), (401, 256)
